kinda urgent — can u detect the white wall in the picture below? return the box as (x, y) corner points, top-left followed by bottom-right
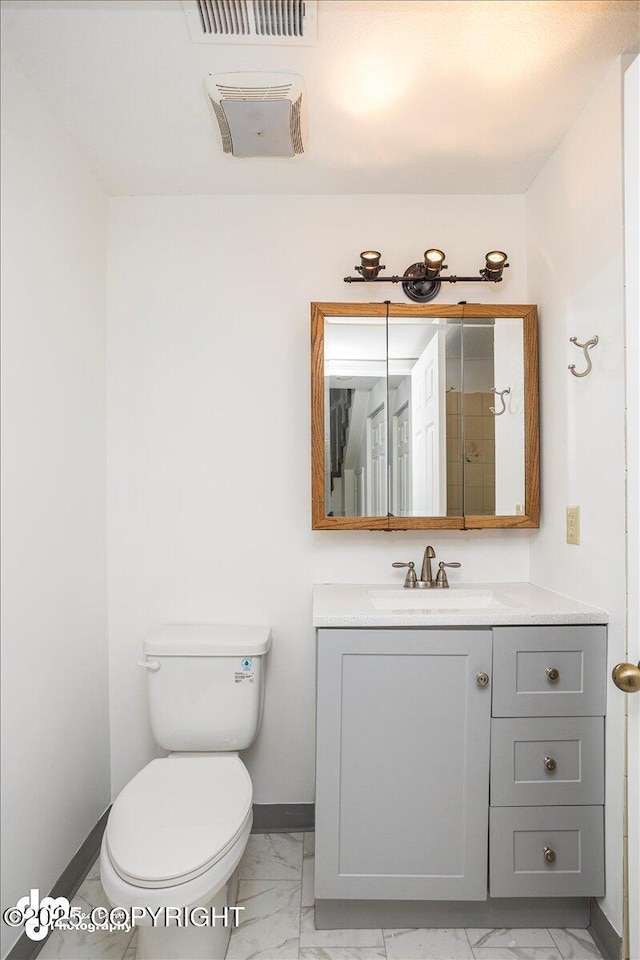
(107, 193), (529, 801)
(0, 51), (110, 958)
(526, 59), (627, 934)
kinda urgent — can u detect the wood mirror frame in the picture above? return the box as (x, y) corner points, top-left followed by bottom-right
(311, 302), (539, 531)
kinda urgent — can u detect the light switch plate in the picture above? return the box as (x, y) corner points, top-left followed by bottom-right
(567, 505), (580, 545)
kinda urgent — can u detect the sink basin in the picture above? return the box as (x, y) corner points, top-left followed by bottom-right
(369, 588), (509, 611)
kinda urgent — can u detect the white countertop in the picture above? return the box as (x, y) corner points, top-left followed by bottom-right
(313, 582), (608, 627)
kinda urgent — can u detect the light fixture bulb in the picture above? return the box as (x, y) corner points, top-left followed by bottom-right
(423, 249), (446, 280)
(483, 250), (508, 280)
(358, 250), (383, 280)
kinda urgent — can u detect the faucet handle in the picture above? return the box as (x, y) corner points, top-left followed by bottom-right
(435, 561), (462, 588)
(392, 561), (418, 588)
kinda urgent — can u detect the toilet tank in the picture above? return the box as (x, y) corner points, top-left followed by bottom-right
(141, 624), (271, 752)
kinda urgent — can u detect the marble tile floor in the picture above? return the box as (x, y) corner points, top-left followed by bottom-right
(36, 832), (604, 960)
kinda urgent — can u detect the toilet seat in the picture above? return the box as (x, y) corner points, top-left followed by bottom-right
(105, 756), (252, 888)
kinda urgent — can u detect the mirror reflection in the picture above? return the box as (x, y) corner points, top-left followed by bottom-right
(324, 316), (387, 517)
(323, 314), (525, 520)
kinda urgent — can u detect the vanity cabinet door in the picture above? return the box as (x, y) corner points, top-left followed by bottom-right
(315, 628), (492, 901)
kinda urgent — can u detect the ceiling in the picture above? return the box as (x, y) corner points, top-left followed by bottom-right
(1, 0), (638, 195)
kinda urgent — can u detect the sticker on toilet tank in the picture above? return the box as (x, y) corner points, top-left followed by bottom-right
(235, 658), (254, 684)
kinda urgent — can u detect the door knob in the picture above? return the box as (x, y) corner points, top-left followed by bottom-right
(612, 661), (640, 693)
(476, 673), (490, 687)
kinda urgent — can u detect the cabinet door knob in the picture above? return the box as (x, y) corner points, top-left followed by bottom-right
(476, 673), (490, 687)
(546, 667), (560, 683)
(543, 846), (557, 864)
(544, 756), (557, 773)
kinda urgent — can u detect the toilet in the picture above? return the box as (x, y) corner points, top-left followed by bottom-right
(100, 623), (271, 960)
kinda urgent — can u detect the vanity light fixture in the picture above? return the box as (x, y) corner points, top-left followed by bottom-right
(357, 251), (385, 280)
(345, 249), (510, 302)
(483, 250), (509, 281)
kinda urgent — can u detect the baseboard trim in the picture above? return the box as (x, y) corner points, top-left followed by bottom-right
(251, 803), (314, 833)
(589, 898), (622, 960)
(5, 807), (110, 960)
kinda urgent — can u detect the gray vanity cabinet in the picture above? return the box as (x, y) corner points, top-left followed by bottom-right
(315, 623), (606, 910)
(315, 627), (493, 901)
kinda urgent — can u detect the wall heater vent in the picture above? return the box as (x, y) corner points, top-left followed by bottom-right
(205, 73), (306, 158)
(183, 0), (317, 45)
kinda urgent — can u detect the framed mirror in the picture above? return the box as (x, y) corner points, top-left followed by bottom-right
(311, 303), (539, 530)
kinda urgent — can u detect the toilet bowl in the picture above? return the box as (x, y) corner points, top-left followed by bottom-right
(100, 754), (253, 960)
(101, 624), (271, 960)
(101, 755), (253, 960)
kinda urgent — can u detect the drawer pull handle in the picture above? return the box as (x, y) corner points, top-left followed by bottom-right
(476, 672), (490, 687)
(544, 846), (557, 864)
(546, 667), (560, 683)
(544, 757), (557, 773)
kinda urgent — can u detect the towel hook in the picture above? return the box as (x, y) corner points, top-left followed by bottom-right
(569, 335), (598, 378)
(489, 387), (510, 416)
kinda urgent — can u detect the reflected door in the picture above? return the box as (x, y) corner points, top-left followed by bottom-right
(392, 402), (411, 516)
(323, 314), (387, 518)
(411, 329), (447, 516)
(367, 404), (387, 515)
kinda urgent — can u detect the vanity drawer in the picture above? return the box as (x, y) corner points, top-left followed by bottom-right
(490, 805), (604, 898)
(491, 717), (604, 806)
(492, 626), (607, 717)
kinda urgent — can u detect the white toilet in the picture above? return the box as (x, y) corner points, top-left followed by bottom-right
(100, 623), (271, 960)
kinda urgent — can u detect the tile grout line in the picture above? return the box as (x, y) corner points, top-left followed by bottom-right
(548, 925), (603, 960)
(120, 927), (136, 960)
(548, 926), (563, 958)
(463, 926), (477, 959)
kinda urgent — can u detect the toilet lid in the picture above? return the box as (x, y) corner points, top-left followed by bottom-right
(106, 756), (252, 887)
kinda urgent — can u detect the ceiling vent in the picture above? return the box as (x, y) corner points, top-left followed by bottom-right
(205, 73), (306, 158)
(183, 0), (317, 45)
